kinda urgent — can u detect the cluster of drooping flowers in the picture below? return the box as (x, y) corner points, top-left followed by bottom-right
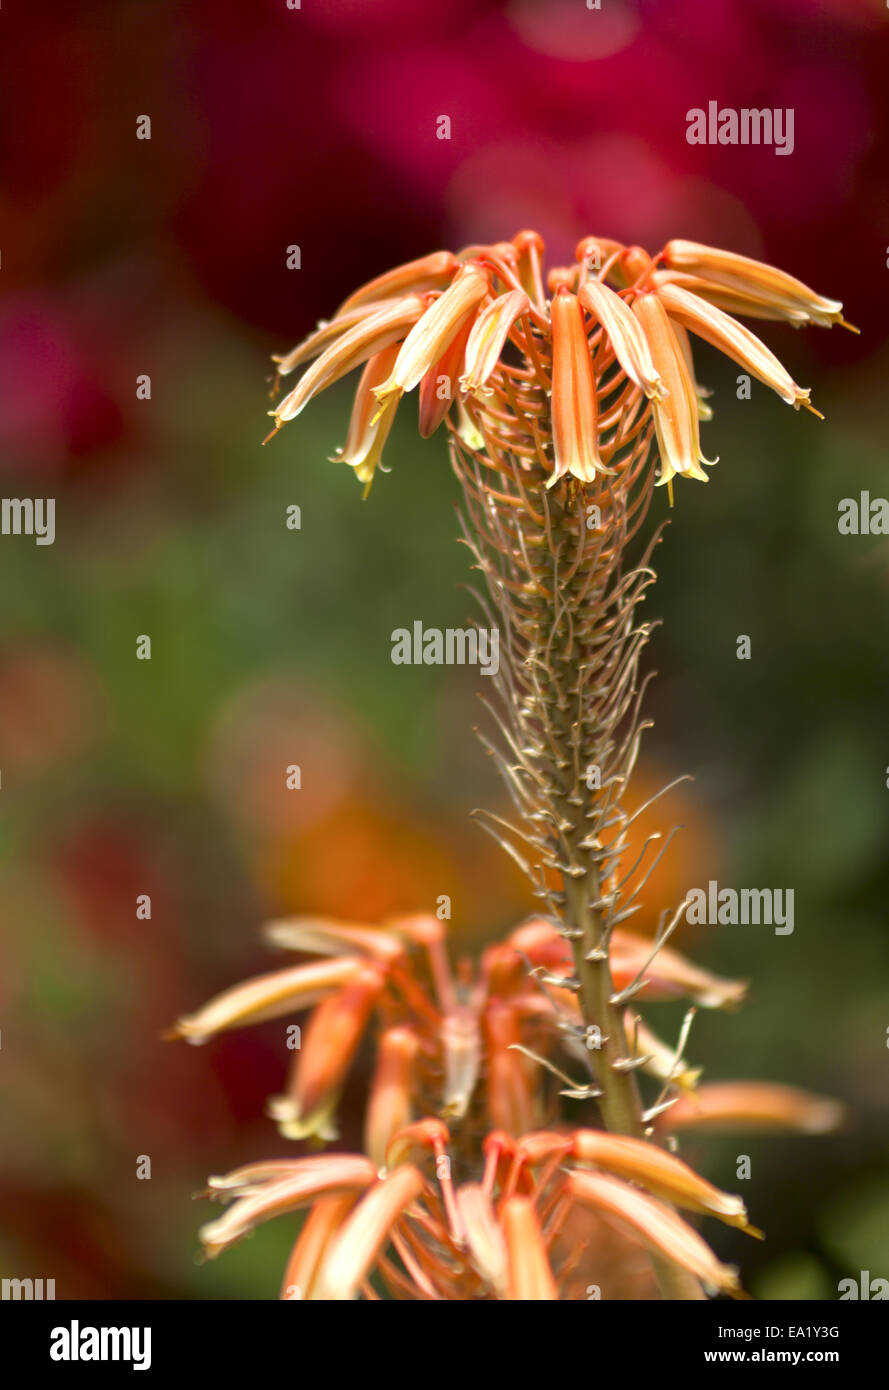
(266, 231), (854, 495)
(173, 231), (848, 1299)
(169, 913), (842, 1299)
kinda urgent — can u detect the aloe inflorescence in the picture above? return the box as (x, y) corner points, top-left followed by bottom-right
(172, 231), (850, 1299)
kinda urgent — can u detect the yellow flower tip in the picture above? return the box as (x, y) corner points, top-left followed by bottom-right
(263, 422), (283, 445)
(656, 461), (709, 488)
(369, 383), (403, 423)
(838, 315), (860, 335)
(331, 345), (403, 487)
(267, 1092), (340, 1143)
(802, 398), (825, 420)
(454, 397), (485, 451)
(630, 1013), (705, 1092)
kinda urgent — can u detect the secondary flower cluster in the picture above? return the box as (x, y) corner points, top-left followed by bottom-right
(170, 914), (842, 1299)
(267, 232), (853, 492)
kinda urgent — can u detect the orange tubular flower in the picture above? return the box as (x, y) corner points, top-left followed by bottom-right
(660, 239), (855, 331)
(333, 344), (402, 490)
(269, 962), (385, 1141)
(364, 1027), (420, 1169)
(262, 915), (405, 962)
(316, 1165), (426, 1300)
(456, 1184), (508, 1296)
(482, 1000), (538, 1138)
(166, 956), (363, 1044)
(655, 1082), (846, 1136)
(385, 1118), (451, 1169)
(609, 929), (748, 1008)
(670, 317), (714, 420)
(441, 1004), (483, 1121)
(577, 279), (664, 398)
(569, 1129), (758, 1233)
(512, 228), (546, 303)
(460, 289), (530, 395)
(651, 269), (812, 325)
(566, 1170), (740, 1294)
(632, 290), (715, 486)
(280, 1193), (358, 1300)
(204, 1158), (345, 1194)
(336, 250), (460, 315)
(502, 1196), (558, 1300)
(417, 315), (475, 438)
(272, 303), (392, 378)
(549, 288), (605, 485)
(618, 244), (655, 285)
(272, 294), (429, 426)
(372, 261), (490, 411)
(509, 918), (747, 1009)
(547, 265), (579, 294)
(654, 281), (817, 413)
(198, 1156), (377, 1259)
